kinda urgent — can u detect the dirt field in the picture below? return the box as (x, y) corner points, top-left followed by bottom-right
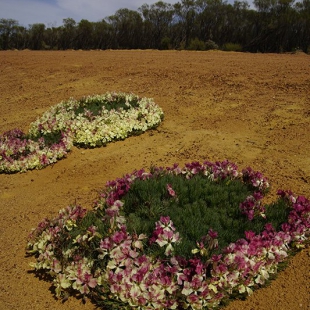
(0, 50), (309, 310)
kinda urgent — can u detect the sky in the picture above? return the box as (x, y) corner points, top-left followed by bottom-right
(0, 0), (179, 27)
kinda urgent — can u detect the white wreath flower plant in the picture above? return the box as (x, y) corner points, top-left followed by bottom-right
(0, 92), (164, 173)
(28, 92), (164, 148)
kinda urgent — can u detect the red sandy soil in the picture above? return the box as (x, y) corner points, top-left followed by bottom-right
(0, 50), (309, 310)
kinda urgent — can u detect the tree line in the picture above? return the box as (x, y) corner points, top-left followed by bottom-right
(1, 0), (310, 53)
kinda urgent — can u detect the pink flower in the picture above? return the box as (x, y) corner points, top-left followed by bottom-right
(159, 216), (172, 226)
(208, 229), (218, 239)
(245, 230), (256, 241)
(167, 183), (176, 197)
(111, 228), (127, 244)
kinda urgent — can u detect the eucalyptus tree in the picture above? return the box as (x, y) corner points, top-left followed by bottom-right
(59, 18), (77, 49)
(250, 0), (299, 52)
(195, 0), (229, 46)
(273, 0), (299, 52)
(93, 19), (112, 49)
(10, 25), (28, 49)
(227, 1), (251, 46)
(43, 25), (59, 50)
(0, 18), (19, 49)
(196, 0), (251, 49)
(295, 0), (310, 52)
(28, 23), (46, 50)
(106, 8), (143, 49)
(139, 1), (175, 49)
(173, 0), (198, 48)
(76, 19), (94, 49)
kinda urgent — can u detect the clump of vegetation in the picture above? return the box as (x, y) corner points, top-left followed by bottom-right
(205, 40), (219, 50)
(0, 128), (72, 173)
(187, 38), (207, 50)
(29, 92), (164, 148)
(0, 92), (164, 173)
(121, 171), (289, 260)
(26, 160), (310, 309)
(222, 43), (242, 52)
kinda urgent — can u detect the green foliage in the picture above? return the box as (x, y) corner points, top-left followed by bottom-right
(205, 40), (219, 50)
(73, 95), (139, 116)
(30, 130), (63, 147)
(264, 198), (291, 230)
(160, 36), (172, 50)
(120, 173), (290, 259)
(74, 211), (108, 236)
(62, 211), (108, 261)
(187, 38), (206, 51)
(222, 43), (243, 52)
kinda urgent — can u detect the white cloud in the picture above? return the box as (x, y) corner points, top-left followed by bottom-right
(56, 0), (124, 21)
(56, 0), (177, 21)
(0, 0), (68, 26)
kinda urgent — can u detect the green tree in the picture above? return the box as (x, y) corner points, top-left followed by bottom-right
(295, 0), (310, 52)
(93, 19), (111, 49)
(76, 19), (94, 49)
(107, 9), (143, 49)
(59, 18), (77, 49)
(44, 25), (60, 50)
(173, 0), (198, 48)
(195, 0), (229, 46)
(28, 23), (45, 50)
(248, 0), (299, 52)
(139, 1), (175, 49)
(12, 25), (29, 49)
(0, 18), (19, 49)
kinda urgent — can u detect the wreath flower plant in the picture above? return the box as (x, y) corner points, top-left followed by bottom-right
(0, 92), (164, 173)
(0, 128), (72, 173)
(26, 160), (310, 309)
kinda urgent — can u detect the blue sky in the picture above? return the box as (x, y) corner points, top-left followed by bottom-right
(0, 0), (179, 27)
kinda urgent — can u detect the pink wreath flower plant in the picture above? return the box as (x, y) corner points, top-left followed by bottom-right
(27, 161), (310, 309)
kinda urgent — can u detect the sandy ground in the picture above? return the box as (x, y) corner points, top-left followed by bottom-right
(0, 50), (309, 310)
